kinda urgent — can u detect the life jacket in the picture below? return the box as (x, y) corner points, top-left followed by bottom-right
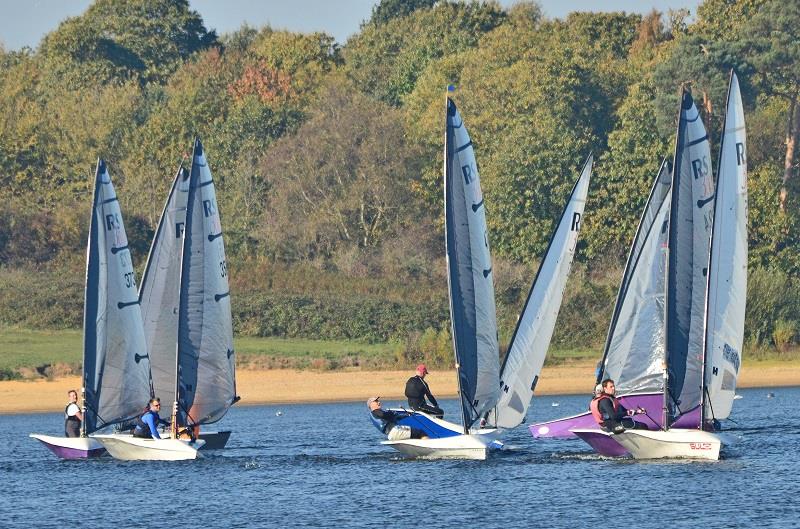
(590, 394), (618, 425)
(133, 410), (158, 438)
(64, 403), (80, 422)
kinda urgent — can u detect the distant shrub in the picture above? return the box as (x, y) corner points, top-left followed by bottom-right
(746, 267), (800, 346)
(772, 319), (797, 352)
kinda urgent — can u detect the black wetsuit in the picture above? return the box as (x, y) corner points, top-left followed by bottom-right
(405, 376), (444, 417)
(598, 397), (629, 432)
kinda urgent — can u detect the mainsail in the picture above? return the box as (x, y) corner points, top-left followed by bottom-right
(599, 160), (672, 395)
(444, 98), (500, 431)
(82, 159), (151, 434)
(702, 72), (747, 421)
(492, 155), (592, 429)
(175, 138), (237, 427)
(665, 90), (714, 427)
(138, 165), (190, 419)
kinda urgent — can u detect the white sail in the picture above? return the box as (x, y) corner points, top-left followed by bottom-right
(176, 139), (236, 426)
(493, 155), (592, 429)
(444, 98), (500, 428)
(703, 72), (747, 420)
(138, 165), (190, 419)
(601, 162), (672, 395)
(83, 159), (151, 433)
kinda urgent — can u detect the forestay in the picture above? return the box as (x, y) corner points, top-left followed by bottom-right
(176, 139), (237, 427)
(703, 72), (747, 421)
(444, 98), (500, 431)
(599, 161), (672, 396)
(138, 165), (190, 419)
(492, 155), (592, 429)
(83, 159), (151, 434)
(665, 90), (714, 426)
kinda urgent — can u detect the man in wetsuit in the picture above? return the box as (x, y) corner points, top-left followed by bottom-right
(368, 397), (426, 440)
(132, 398), (170, 439)
(405, 364), (444, 418)
(590, 379), (644, 433)
(64, 389), (83, 438)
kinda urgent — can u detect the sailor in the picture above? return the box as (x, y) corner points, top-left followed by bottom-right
(64, 389), (83, 438)
(590, 379), (643, 433)
(367, 397), (426, 440)
(132, 398), (169, 439)
(404, 364), (444, 418)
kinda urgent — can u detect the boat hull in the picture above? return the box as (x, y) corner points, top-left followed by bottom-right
(93, 434), (205, 461)
(198, 430), (231, 450)
(612, 429), (721, 460)
(382, 434), (490, 460)
(529, 393), (698, 439)
(571, 429), (630, 457)
(29, 434), (106, 459)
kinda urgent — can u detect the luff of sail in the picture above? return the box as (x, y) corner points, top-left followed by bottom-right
(492, 155), (592, 429)
(665, 90), (714, 427)
(176, 138), (236, 427)
(703, 71), (747, 421)
(83, 159), (151, 434)
(600, 160), (672, 396)
(138, 165), (190, 420)
(444, 98), (500, 430)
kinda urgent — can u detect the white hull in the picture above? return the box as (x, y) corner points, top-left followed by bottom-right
(612, 429), (722, 460)
(382, 433), (491, 460)
(93, 434), (205, 461)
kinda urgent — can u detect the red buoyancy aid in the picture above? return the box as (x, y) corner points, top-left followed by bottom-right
(590, 394), (618, 425)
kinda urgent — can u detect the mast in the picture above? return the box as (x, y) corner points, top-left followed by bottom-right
(443, 89), (470, 435)
(663, 88), (689, 432)
(172, 144), (199, 438)
(81, 159), (103, 438)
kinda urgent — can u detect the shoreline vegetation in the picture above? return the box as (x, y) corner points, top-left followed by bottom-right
(4, 360), (800, 415)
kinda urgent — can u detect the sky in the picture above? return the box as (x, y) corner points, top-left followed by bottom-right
(0, 0), (702, 51)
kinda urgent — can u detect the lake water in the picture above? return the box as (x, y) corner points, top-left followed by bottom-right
(2, 386), (799, 528)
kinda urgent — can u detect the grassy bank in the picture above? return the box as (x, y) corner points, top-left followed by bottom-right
(0, 327), (599, 379)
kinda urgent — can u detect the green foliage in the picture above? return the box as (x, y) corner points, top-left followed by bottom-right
(344, 1), (505, 106)
(369, 0), (437, 26)
(745, 267), (800, 346)
(772, 319), (797, 352)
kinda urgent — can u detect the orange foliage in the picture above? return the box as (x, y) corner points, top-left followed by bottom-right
(227, 60), (294, 103)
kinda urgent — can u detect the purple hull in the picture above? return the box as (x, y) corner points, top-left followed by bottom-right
(530, 394), (701, 439)
(572, 430), (629, 457)
(33, 437), (106, 459)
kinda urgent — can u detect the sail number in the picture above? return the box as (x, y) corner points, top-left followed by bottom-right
(690, 442), (712, 450)
(219, 259), (228, 278)
(124, 271), (136, 288)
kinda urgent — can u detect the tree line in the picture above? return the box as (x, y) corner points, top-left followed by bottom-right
(1, 0), (798, 354)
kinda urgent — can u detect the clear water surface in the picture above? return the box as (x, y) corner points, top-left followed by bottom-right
(2, 386), (798, 528)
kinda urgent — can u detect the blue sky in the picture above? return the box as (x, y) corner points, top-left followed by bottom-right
(0, 0), (701, 51)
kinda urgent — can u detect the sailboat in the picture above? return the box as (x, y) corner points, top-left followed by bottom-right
(30, 160), (152, 459)
(95, 138), (238, 460)
(571, 74), (746, 460)
(376, 94), (591, 459)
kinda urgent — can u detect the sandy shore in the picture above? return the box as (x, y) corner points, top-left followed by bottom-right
(3, 360), (799, 415)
